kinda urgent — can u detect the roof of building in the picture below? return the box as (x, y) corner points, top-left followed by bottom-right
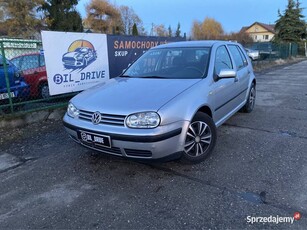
(241, 22), (275, 34)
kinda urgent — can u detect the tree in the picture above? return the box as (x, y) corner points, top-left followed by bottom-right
(119, 5), (144, 35)
(132, 23), (138, 36)
(168, 25), (172, 37)
(40, 0), (83, 32)
(175, 22), (181, 37)
(84, 0), (123, 34)
(223, 31), (253, 45)
(0, 0), (43, 38)
(275, 0), (306, 43)
(191, 17), (224, 40)
(154, 24), (168, 37)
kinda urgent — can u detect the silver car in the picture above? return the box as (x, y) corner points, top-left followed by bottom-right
(63, 41), (256, 163)
(245, 48), (260, 61)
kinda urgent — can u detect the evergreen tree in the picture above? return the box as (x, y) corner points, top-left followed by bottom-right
(175, 22), (181, 37)
(132, 23), (138, 36)
(275, 0), (306, 43)
(168, 25), (172, 37)
(40, 0), (83, 32)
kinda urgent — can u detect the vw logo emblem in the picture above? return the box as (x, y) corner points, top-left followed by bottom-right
(92, 112), (101, 125)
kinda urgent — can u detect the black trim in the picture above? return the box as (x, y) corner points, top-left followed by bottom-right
(215, 88), (248, 112)
(63, 121), (182, 143)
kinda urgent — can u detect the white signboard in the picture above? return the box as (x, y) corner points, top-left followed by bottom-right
(41, 31), (109, 95)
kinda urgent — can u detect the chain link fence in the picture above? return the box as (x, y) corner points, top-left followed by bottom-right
(0, 38), (303, 117)
(0, 38), (75, 116)
(245, 42), (299, 61)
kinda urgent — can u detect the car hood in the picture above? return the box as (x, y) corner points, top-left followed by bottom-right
(72, 77), (200, 115)
(63, 52), (78, 58)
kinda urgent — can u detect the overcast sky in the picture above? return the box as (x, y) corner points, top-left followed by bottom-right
(76, 0), (307, 36)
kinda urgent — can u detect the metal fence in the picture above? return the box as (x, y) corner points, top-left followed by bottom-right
(0, 38), (303, 117)
(0, 38), (76, 116)
(245, 42), (299, 61)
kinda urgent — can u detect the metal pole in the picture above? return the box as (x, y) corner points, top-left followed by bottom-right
(0, 41), (14, 113)
(305, 42), (307, 57)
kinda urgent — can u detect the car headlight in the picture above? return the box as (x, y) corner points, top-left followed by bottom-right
(14, 70), (21, 78)
(67, 102), (79, 118)
(126, 112), (160, 128)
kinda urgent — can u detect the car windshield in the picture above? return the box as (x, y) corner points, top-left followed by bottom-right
(123, 47), (211, 79)
(75, 47), (88, 53)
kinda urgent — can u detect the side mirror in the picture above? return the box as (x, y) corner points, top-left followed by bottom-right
(217, 69), (236, 80)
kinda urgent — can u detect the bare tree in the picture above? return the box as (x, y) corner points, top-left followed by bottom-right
(154, 24), (168, 37)
(191, 17), (224, 40)
(84, 0), (123, 34)
(0, 0), (43, 38)
(119, 5), (143, 35)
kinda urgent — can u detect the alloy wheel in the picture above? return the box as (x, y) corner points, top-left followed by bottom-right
(184, 121), (212, 157)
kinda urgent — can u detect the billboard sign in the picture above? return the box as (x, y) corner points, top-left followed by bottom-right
(107, 35), (185, 78)
(41, 31), (109, 95)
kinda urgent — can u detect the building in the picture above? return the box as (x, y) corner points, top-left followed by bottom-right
(241, 22), (275, 42)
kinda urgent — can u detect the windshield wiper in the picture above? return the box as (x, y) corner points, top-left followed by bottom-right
(139, 75), (166, 79)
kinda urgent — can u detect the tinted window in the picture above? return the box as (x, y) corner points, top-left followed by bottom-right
(215, 45), (233, 74)
(11, 57), (22, 68)
(20, 55), (39, 71)
(124, 47), (211, 79)
(228, 45), (245, 70)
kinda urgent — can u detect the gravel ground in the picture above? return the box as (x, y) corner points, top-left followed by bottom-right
(0, 60), (307, 229)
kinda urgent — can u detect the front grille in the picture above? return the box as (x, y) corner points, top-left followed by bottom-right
(124, 149), (152, 158)
(79, 110), (126, 126)
(81, 141), (122, 156)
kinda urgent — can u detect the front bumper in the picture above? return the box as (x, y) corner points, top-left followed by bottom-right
(63, 114), (190, 160)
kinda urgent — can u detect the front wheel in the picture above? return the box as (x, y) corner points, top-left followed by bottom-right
(182, 112), (217, 163)
(40, 83), (50, 99)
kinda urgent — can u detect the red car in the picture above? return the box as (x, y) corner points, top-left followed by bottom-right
(11, 53), (49, 99)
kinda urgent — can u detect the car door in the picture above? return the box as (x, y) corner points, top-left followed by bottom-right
(211, 45), (239, 125)
(227, 44), (250, 105)
(20, 54), (41, 95)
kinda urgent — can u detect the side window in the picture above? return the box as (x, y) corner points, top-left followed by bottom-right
(11, 57), (22, 69)
(215, 45), (233, 74)
(228, 45), (245, 70)
(21, 55), (39, 71)
(237, 46), (248, 67)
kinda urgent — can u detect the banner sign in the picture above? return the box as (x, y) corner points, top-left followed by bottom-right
(41, 31), (109, 95)
(107, 35), (185, 78)
(42, 31), (185, 95)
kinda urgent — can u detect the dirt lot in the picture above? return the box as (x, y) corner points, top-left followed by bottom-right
(0, 60), (307, 229)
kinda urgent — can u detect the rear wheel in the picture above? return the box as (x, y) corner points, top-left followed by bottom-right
(242, 83), (256, 113)
(182, 112), (217, 163)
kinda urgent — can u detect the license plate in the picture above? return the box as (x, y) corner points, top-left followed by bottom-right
(78, 131), (111, 148)
(0, 92), (16, 100)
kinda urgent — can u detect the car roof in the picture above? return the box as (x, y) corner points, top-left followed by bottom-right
(11, 52), (41, 59)
(152, 40), (240, 49)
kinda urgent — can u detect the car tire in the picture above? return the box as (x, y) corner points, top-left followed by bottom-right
(182, 112), (217, 163)
(40, 83), (50, 99)
(242, 83), (256, 113)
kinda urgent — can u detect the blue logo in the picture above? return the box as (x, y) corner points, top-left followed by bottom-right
(62, 40), (97, 70)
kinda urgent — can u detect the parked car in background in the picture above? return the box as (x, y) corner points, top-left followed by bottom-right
(63, 40), (256, 163)
(10, 52), (49, 99)
(245, 48), (260, 61)
(0, 55), (30, 104)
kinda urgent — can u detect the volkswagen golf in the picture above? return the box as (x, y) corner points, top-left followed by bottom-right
(63, 41), (256, 163)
